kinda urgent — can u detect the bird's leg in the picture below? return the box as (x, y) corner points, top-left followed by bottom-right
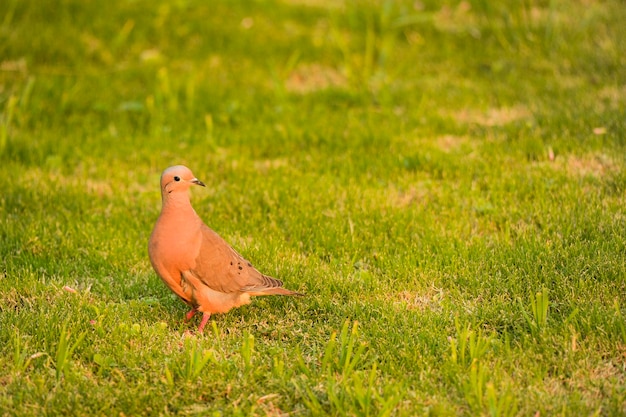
(185, 308), (198, 322)
(197, 312), (211, 333)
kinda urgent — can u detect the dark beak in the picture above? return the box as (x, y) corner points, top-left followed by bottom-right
(192, 178), (206, 187)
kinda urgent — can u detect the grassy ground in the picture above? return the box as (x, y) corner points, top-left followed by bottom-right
(1, 0), (625, 415)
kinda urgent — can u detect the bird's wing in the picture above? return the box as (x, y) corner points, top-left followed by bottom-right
(189, 224), (284, 293)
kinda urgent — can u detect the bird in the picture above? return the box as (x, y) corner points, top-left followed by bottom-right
(148, 165), (303, 332)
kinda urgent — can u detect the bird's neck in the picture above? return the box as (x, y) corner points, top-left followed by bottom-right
(161, 192), (197, 218)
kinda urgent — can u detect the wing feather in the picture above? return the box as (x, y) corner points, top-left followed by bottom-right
(190, 224), (279, 293)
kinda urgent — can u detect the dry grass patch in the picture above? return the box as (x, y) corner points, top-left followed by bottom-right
(286, 63), (347, 94)
(557, 360), (626, 412)
(453, 105), (532, 126)
(385, 183), (432, 209)
(253, 158), (290, 173)
(280, 0), (343, 8)
(597, 84), (626, 110)
(435, 135), (473, 153)
(0, 58), (27, 73)
(20, 167), (116, 197)
(434, 1), (480, 35)
(395, 286), (445, 312)
(562, 153), (620, 178)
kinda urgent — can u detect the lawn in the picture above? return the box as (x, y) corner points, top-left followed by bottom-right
(1, 0), (625, 415)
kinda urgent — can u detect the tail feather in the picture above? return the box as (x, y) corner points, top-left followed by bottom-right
(254, 287), (305, 297)
(241, 274), (304, 296)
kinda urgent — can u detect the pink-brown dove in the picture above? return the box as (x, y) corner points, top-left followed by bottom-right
(149, 165), (302, 332)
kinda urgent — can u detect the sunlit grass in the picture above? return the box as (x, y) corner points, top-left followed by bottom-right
(1, 0), (625, 415)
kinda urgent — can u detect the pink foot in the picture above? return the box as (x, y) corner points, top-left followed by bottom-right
(197, 312), (211, 333)
(185, 308), (197, 322)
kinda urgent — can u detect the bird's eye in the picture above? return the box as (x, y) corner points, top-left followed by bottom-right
(174, 176), (181, 182)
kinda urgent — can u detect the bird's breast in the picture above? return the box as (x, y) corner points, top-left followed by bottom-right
(150, 215), (203, 271)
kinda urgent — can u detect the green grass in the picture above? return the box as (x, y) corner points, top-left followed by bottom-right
(1, 0), (625, 415)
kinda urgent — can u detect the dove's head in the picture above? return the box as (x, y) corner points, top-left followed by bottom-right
(160, 165), (206, 197)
